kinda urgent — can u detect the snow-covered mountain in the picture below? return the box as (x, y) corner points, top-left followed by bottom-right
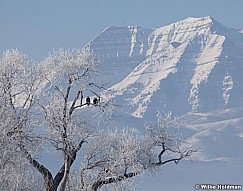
(85, 26), (153, 86)
(83, 17), (243, 190)
(84, 19), (243, 189)
(86, 16), (243, 119)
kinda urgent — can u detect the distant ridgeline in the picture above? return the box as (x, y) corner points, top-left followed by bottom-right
(85, 16), (243, 118)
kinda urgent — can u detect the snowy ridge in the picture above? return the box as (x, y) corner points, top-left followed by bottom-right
(180, 107), (243, 161)
(82, 17), (243, 190)
(96, 16), (243, 118)
(85, 26), (153, 86)
(84, 16), (243, 162)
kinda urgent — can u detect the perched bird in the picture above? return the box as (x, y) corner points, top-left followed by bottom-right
(93, 97), (98, 106)
(86, 96), (91, 106)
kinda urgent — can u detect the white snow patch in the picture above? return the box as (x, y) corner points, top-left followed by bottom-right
(222, 71), (233, 105)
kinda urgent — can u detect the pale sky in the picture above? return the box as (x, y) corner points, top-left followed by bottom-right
(1, 0), (243, 60)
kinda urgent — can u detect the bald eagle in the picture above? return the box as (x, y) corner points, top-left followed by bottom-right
(86, 96), (91, 106)
(93, 97), (98, 106)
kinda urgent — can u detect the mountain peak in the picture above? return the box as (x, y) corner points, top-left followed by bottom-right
(85, 24), (153, 87)
(153, 16), (217, 36)
(100, 17), (243, 118)
(185, 16), (214, 22)
(81, 18), (243, 184)
(84, 17), (243, 117)
(102, 25), (150, 33)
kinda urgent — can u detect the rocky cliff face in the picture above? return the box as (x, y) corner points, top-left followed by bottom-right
(87, 16), (243, 118)
(82, 17), (243, 183)
(85, 26), (153, 86)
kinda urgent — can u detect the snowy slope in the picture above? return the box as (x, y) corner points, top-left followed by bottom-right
(84, 16), (243, 162)
(85, 26), (153, 86)
(139, 108), (243, 191)
(235, 29), (243, 34)
(99, 16), (243, 118)
(84, 16), (243, 156)
(37, 17), (243, 191)
(98, 107), (243, 191)
(85, 17), (243, 190)
(107, 106), (243, 162)
(181, 108), (243, 161)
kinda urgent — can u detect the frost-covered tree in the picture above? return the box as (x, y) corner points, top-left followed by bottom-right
(0, 49), (44, 190)
(0, 49), (195, 191)
(76, 113), (195, 191)
(0, 48), (107, 191)
(34, 48), (110, 191)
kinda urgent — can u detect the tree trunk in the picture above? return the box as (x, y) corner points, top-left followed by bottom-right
(59, 155), (71, 191)
(20, 145), (57, 191)
(44, 175), (56, 191)
(91, 182), (99, 191)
